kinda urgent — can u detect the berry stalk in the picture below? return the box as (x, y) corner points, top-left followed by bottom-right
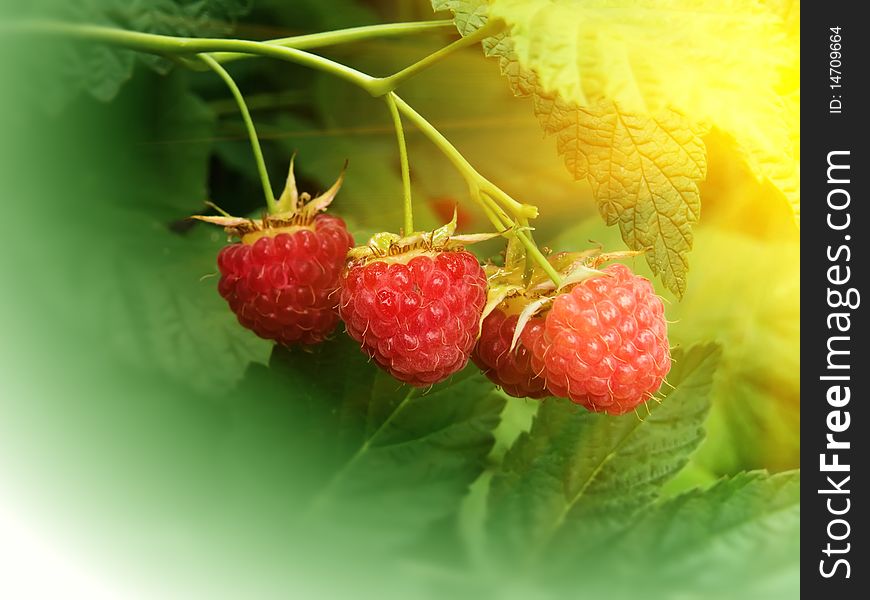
(396, 98), (561, 285)
(199, 54), (277, 213)
(27, 20), (560, 283)
(385, 92), (414, 234)
(391, 95), (537, 221)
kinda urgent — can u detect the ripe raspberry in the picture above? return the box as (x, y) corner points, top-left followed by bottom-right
(524, 263), (670, 415)
(473, 308), (548, 399)
(339, 249), (487, 386)
(217, 214), (353, 345)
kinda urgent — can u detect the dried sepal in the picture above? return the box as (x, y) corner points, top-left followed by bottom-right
(302, 161), (346, 216)
(275, 152), (299, 213)
(480, 282), (525, 333)
(558, 264), (607, 291)
(347, 216), (509, 263)
(588, 249), (647, 268)
(190, 215), (256, 230)
(190, 155), (345, 238)
(509, 295), (553, 352)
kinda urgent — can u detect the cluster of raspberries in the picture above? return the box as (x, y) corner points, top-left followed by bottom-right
(215, 217), (670, 415)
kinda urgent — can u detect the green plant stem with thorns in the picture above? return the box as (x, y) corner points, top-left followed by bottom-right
(23, 19), (561, 286)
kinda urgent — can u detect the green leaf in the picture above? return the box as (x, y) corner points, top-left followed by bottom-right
(309, 370), (506, 551)
(485, 0), (783, 109)
(224, 339), (507, 553)
(435, 1), (800, 293)
(432, 0), (488, 35)
(668, 231), (800, 475)
(58, 68), (216, 220)
(488, 0), (799, 221)
(545, 100), (706, 297)
(488, 28), (706, 298)
(486, 343), (720, 564)
(552, 471), (800, 599)
(434, 3), (706, 297)
(91, 224), (272, 394)
(23, 69), (271, 393)
(67, 42), (136, 103)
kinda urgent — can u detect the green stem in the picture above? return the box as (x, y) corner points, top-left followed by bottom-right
(391, 95), (537, 220)
(469, 184), (510, 233)
(23, 21), (376, 91)
(25, 19), (559, 283)
(385, 93), (414, 234)
(477, 202), (506, 233)
(518, 217), (536, 283)
(211, 20), (457, 64)
(199, 54), (276, 213)
(392, 93), (559, 285)
(479, 192), (561, 286)
(519, 232), (560, 286)
(390, 95), (559, 284)
(368, 19), (505, 96)
(478, 189), (517, 233)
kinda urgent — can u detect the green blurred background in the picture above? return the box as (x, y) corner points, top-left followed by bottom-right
(0, 0), (798, 597)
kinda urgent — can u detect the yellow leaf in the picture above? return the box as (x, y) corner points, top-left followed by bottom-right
(431, 0), (489, 35)
(483, 29), (706, 296)
(555, 102), (705, 297)
(485, 0), (799, 220)
(433, 0), (798, 294)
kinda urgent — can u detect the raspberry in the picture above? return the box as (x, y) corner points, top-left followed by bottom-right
(217, 214), (354, 345)
(524, 263), (670, 415)
(339, 249), (487, 386)
(472, 308), (548, 399)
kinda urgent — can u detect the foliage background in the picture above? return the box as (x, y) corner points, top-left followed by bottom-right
(0, 0), (799, 597)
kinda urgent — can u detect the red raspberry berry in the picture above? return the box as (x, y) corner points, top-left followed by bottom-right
(524, 264), (670, 415)
(217, 214), (354, 346)
(339, 249), (487, 386)
(473, 308), (549, 399)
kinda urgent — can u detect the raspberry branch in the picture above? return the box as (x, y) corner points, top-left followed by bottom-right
(24, 19), (561, 284)
(19, 21), (378, 90)
(208, 20), (457, 65)
(367, 20), (505, 97)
